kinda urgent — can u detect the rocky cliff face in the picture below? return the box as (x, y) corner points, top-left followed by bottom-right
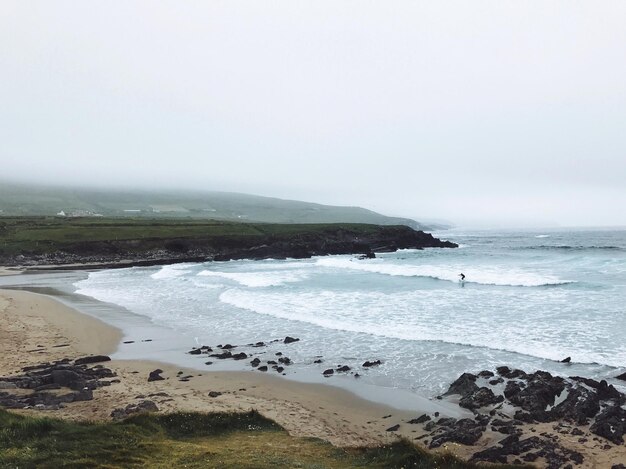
(2, 225), (456, 268)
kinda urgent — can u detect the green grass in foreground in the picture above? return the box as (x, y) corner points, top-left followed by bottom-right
(0, 409), (528, 469)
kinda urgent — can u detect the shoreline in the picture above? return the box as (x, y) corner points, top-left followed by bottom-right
(2, 278), (625, 467)
(0, 288), (432, 447)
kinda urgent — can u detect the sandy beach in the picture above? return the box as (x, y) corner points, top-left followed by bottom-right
(0, 288), (424, 447)
(1, 285), (625, 468)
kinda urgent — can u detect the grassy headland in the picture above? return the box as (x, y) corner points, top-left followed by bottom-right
(0, 409), (524, 469)
(0, 216), (455, 267)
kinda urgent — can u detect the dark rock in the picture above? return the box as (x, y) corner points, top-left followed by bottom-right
(459, 387), (504, 410)
(362, 360), (382, 367)
(496, 366), (527, 379)
(429, 418), (486, 448)
(250, 358), (261, 367)
(267, 360), (277, 365)
(220, 344), (236, 349)
(506, 370), (565, 415)
(278, 357), (292, 365)
(204, 361), (213, 365)
(209, 351), (233, 359)
(74, 355), (111, 365)
(489, 378), (504, 385)
(232, 352), (248, 360)
(504, 380), (524, 399)
(552, 385), (600, 425)
(148, 369), (165, 382)
(615, 372), (626, 381)
(284, 336), (300, 344)
(336, 365), (351, 372)
(51, 370), (85, 390)
(561, 356), (571, 363)
(611, 465), (626, 469)
(257, 366), (268, 372)
(188, 348), (202, 355)
(571, 376), (623, 401)
(590, 404), (626, 444)
(208, 391), (222, 398)
(478, 370), (495, 378)
(407, 414), (431, 424)
(323, 369), (334, 376)
(313, 359), (323, 364)
(386, 424), (400, 432)
(444, 372), (478, 397)
(275, 366), (284, 373)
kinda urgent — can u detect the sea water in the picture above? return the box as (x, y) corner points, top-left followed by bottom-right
(73, 228), (626, 397)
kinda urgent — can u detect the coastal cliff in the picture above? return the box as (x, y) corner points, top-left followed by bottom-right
(0, 217), (456, 268)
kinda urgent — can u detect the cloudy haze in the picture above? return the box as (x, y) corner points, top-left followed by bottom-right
(1, 1), (625, 227)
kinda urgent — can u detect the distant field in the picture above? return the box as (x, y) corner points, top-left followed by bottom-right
(0, 182), (432, 229)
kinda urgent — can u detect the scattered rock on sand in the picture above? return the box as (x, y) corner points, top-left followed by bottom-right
(408, 414), (431, 424)
(386, 424), (400, 432)
(148, 369), (165, 382)
(208, 391), (222, 398)
(74, 355), (111, 365)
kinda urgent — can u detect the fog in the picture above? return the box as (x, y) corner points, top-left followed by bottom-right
(1, 1), (625, 227)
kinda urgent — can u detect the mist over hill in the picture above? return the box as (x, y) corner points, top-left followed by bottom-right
(0, 181), (438, 230)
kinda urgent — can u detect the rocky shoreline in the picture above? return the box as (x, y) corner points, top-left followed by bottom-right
(2, 224), (456, 268)
(2, 336), (626, 469)
(180, 336), (626, 469)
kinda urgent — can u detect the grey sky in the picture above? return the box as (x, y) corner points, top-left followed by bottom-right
(1, 1), (625, 227)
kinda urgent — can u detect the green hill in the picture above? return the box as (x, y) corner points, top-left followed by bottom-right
(0, 181), (430, 229)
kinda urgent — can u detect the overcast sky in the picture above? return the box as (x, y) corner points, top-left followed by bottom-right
(1, 1), (625, 227)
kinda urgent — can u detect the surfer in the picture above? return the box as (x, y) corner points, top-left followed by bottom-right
(459, 273), (465, 282)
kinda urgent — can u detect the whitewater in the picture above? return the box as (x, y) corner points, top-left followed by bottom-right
(74, 228), (626, 396)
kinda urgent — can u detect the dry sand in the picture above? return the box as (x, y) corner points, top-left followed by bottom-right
(1, 288), (625, 467)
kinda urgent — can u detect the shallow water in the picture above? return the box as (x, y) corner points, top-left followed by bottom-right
(69, 228), (626, 397)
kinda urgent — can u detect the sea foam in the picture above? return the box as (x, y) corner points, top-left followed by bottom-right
(315, 257), (570, 287)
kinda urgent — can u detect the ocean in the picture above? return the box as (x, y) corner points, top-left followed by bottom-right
(71, 228), (626, 398)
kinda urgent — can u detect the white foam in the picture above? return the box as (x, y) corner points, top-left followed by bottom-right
(218, 288), (626, 367)
(315, 257), (570, 287)
(150, 264), (193, 280)
(197, 269), (308, 287)
(535, 234), (551, 238)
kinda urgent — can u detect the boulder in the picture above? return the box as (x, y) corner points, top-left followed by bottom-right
(444, 373), (478, 397)
(459, 387), (504, 410)
(408, 414), (431, 424)
(590, 404), (626, 444)
(284, 336), (300, 344)
(148, 369), (165, 382)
